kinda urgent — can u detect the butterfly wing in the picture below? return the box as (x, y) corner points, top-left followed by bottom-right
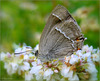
(38, 5), (84, 62)
(39, 5), (70, 49)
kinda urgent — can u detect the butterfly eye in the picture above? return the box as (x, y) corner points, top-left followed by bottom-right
(79, 37), (85, 40)
(76, 37), (85, 41)
(35, 50), (38, 57)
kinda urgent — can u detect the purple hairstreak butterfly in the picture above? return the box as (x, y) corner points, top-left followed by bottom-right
(15, 5), (85, 62)
(38, 5), (85, 62)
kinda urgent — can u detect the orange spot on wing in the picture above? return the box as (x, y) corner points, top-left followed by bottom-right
(77, 39), (80, 41)
(78, 48), (81, 50)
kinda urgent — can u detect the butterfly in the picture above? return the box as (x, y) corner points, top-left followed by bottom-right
(37, 5), (85, 62)
(15, 5), (85, 62)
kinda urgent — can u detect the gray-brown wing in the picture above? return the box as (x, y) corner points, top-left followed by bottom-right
(38, 5), (84, 62)
(39, 5), (72, 52)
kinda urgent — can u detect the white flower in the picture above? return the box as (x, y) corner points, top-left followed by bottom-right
(69, 55), (79, 64)
(30, 64), (43, 81)
(54, 69), (58, 73)
(15, 46), (30, 55)
(76, 50), (83, 56)
(85, 63), (98, 81)
(82, 45), (93, 53)
(0, 52), (6, 61)
(37, 59), (42, 65)
(31, 62), (37, 67)
(89, 73), (97, 81)
(35, 71), (43, 81)
(61, 65), (70, 78)
(89, 72), (97, 81)
(25, 71), (34, 81)
(4, 63), (12, 75)
(24, 55), (29, 60)
(61, 65), (74, 80)
(23, 62), (30, 70)
(88, 46), (93, 52)
(18, 62), (30, 75)
(68, 73), (79, 81)
(7, 52), (11, 58)
(61, 65), (74, 79)
(82, 52), (92, 63)
(67, 70), (73, 79)
(30, 65), (42, 75)
(92, 54), (100, 62)
(92, 49), (97, 53)
(4, 62), (18, 75)
(29, 53), (35, 57)
(86, 63), (97, 73)
(28, 53), (36, 61)
(34, 44), (39, 51)
(1, 44), (99, 81)
(20, 62), (30, 71)
(82, 45), (89, 52)
(15, 48), (22, 53)
(83, 52), (91, 57)
(21, 47), (27, 52)
(10, 63), (18, 73)
(44, 69), (53, 80)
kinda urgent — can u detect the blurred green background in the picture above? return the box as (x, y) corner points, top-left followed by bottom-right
(0, 0), (99, 80)
(0, 0), (99, 53)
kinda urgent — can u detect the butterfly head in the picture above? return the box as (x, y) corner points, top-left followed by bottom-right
(35, 50), (38, 57)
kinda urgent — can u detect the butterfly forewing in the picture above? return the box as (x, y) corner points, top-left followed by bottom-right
(39, 5), (72, 50)
(38, 5), (84, 62)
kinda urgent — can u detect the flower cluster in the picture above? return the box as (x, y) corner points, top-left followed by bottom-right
(0, 44), (99, 81)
